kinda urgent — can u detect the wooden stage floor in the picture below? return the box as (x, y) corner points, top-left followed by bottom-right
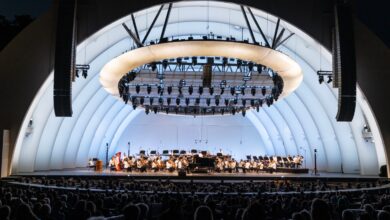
(12, 168), (383, 181)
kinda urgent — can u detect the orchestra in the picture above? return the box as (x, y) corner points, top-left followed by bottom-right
(90, 150), (305, 174)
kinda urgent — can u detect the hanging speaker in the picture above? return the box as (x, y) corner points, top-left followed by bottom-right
(333, 2), (356, 121)
(54, 0), (77, 116)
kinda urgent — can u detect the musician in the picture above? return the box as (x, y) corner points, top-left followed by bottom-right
(151, 158), (159, 172)
(229, 159), (237, 173)
(244, 160), (251, 173)
(293, 155), (300, 168)
(109, 156), (116, 171)
(166, 157), (175, 172)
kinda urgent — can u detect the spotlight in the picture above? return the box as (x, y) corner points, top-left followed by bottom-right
(220, 87), (225, 95)
(189, 85), (193, 95)
(140, 97), (145, 105)
(242, 109), (246, 117)
(153, 106), (158, 114)
(250, 99), (255, 107)
(176, 97), (180, 106)
(198, 86), (203, 95)
(175, 107), (179, 114)
(209, 87), (214, 95)
(202, 108), (207, 114)
(251, 87), (256, 96)
(232, 108), (236, 115)
(230, 87), (235, 96)
(225, 99), (229, 106)
(233, 98), (238, 105)
(206, 98), (211, 106)
(178, 86), (183, 95)
(132, 104), (137, 110)
(151, 63), (157, 71)
(215, 98), (220, 106)
(261, 87), (266, 96)
(211, 107), (215, 115)
(241, 87), (245, 95)
(177, 58), (182, 67)
(318, 75), (324, 84)
(222, 57), (228, 66)
(149, 97), (154, 105)
(162, 60), (168, 70)
(158, 97), (163, 105)
(131, 96), (137, 104)
(147, 85), (152, 94)
(167, 97), (171, 105)
(256, 105), (260, 112)
(259, 99), (263, 107)
(248, 62), (254, 71)
(257, 64), (264, 73)
(195, 98), (200, 105)
(242, 99), (246, 107)
(221, 108), (225, 115)
(184, 107), (188, 114)
(82, 69), (88, 78)
(158, 86), (163, 95)
(185, 98), (190, 106)
(327, 76), (333, 83)
(192, 56), (197, 65)
(145, 106), (150, 115)
(237, 59), (242, 68)
(167, 86), (172, 95)
(75, 69), (80, 78)
(165, 108), (169, 114)
(136, 85), (140, 94)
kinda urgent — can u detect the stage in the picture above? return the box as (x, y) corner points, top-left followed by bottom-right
(10, 168), (383, 182)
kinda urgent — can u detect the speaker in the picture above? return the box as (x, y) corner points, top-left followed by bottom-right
(53, 0), (77, 116)
(333, 2), (356, 121)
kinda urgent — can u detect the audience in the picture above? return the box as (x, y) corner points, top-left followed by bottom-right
(0, 177), (389, 220)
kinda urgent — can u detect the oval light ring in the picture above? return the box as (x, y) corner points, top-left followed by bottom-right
(100, 40), (303, 99)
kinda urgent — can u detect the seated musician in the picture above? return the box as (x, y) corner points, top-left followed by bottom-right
(229, 159), (237, 173)
(293, 155), (300, 168)
(251, 160), (257, 173)
(244, 160), (251, 173)
(166, 158), (175, 172)
(109, 156), (116, 171)
(123, 158), (130, 172)
(151, 158), (158, 172)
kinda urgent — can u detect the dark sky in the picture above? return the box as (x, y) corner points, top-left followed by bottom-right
(0, 0), (53, 19)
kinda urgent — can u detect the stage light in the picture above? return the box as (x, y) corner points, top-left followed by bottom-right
(250, 99), (255, 107)
(82, 69), (88, 78)
(184, 107), (188, 114)
(193, 108), (197, 114)
(192, 56), (197, 65)
(158, 97), (163, 105)
(162, 60), (168, 70)
(256, 105), (260, 112)
(257, 64), (264, 73)
(195, 98), (200, 105)
(185, 98), (190, 106)
(178, 86), (182, 95)
(222, 57), (228, 66)
(220, 87), (225, 95)
(261, 87), (266, 96)
(165, 108), (169, 114)
(151, 62), (157, 71)
(221, 108), (225, 115)
(241, 87), (245, 95)
(225, 99), (229, 106)
(259, 99), (263, 107)
(131, 96), (136, 104)
(211, 107), (215, 115)
(232, 108), (236, 115)
(167, 86), (172, 95)
(242, 99), (246, 106)
(153, 106), (158, 114)
(189, 85), (193, 95)
(132, 104), (137, 110)
(242, 109), (246, 117)
(140, 97), (144, 105)
(136, 85), (140, 94)
(230, 87), (235, 96)
(158, 86), (163, 94)
(206, 98), (211, 106)
(145, 106), (150, 114)
(237, 59), (242, 68)
(318, 75), (324, 84)
(167, 97), (171, 105)
(177, 57), (182, 67)
(251, 87), (256, 96)
(149, 97), (154, 105)
(75, 69), (80, 78)
(176, 97), (180, 106)
(202, 108), (207, 114)
(215, 98), (220, 106)
(233, 98), (238, 105)
(198, 86), (203, 95)
(327, 76), (333, 83)
(147, 85), (152, 94)
(209, 87), (214, 95)
(248, 62), (254, 71)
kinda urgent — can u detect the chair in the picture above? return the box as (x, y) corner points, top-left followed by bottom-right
(191, 149), (198, 154)
(139, 150), (146, 155)
(180, 150), (186, 155)
(150, 150), (157, 155)
(172, 149), (179, 155)
(162, 150), (169, 155)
